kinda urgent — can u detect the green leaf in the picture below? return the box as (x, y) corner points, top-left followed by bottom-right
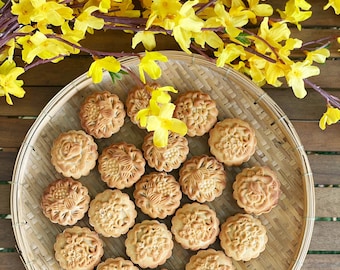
(236, 32), (251, 46)
(109, 70), (128, 83)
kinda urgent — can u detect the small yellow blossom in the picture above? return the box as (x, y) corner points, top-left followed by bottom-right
(0, 0), (4, 8)
(147, 103), (187, 147)
(171, 0), (204, 53)
(88, 56), (121, 83)
(138, 51), (168, 83)
(277, 0), (312, 30)
(193, 31), (224, 49)
(136, 86), (187, 147)
(286, 60), (320, 98)
(0, 60), (25, 105)
(146, 0), (182, 29)
(74, 6), (105, 34)
(11, 0), (35, 25)
(255, 17), (291, 54)
(29, 0), (74, 26)
(324, 0), (340, 15)
(215, 43), (246, 67)
(319, 105), (340, 130)
(205, 2), (249, 38)
(132, 31), (157, 51)
(17, 31), (72, 64)
(305, 48), (330, 64)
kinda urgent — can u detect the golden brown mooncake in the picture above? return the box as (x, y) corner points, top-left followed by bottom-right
(50, 130), (98, 179)
(185, 249), (235, 270)
(54, 226), (104, 270)
(88, 189), (137, 238)
(133, 171), (182, 219)
(125, 220), (174, 269)
(171, 202), (220, 250)
(219, 213), (268, 261)
(179, 155), (227, 203)
(233, 166), (281, 215)
(142, 131), (189, 172)
(79, 91), (125, 139)
(208, 118), (257, 166)
(98, 142), (145, 189)
(41, 178), (90, 226)
(174, 90), (218, 137)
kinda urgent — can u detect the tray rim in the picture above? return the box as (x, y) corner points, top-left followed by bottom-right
(10, 51), (315, 270)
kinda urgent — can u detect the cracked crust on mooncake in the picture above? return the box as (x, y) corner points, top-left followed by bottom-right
(88, 189), (137, 238)
(171, 203), (220, 250)
(208, 118), (257, 166)
(142, 131), (189, 172)
(79, 91), (125, 139)
(126, 83), (159, 127)
(133, 172), (182, 219)
(41, 178), (90, 226)
(233, 166), (281, 215)
(179, 155), (227, 203)
(98, 142), (145, 189)
(96, 257), (138, 270)
(185, 249), (235, 270)
(125, 220), (174, 269)
(54, 226), (104, 270)
(51, 130), (98, 179)
(173, 90), (218, 137)
(219, 213), (268, 261)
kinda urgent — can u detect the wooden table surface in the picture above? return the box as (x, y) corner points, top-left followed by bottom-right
(1, 1), (340, 269)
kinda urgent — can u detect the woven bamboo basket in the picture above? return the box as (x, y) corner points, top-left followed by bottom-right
(11, 51), (314, 270)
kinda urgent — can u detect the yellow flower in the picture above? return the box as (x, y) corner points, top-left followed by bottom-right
(205, 2), (247, 38)
(147, 0), (204, 53)
(324, 0), (340, 15)
(0, 60), (25, 105)
(0, 0), (4, 8)
(88, 56), (121, 83)
(146, 0), (182, 29)
(138, 51), (168, 83)
(29, 0), (74, 26)
(215, 43), (246, 67)
(136, 86), (187, 147)
(277, 0), (312, 30)
(247, 0), (273, 17)
(319, 105), (340, 130)
(17, 31), (72, 64)
(171, 0), (204, 53)
(286, 60), (320, 98)
(132, 31), (157, 51)
(147, 103), (187, 147)
(11, 0), (35, 25)
(305, 48), (330, 64)
(193, 30), (224, 49)
(74, 6), (105, 34)
(255, 17), (291, 54)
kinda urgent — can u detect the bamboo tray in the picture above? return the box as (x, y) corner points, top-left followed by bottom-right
(11, 51), (315, 270)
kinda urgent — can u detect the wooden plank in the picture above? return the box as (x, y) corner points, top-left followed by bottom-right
(0, 185), (10, 214)
(309, 221), (340, 251)
(0, 253), (26, 270)
(302, 255), (340, 269)
(267, 0), (340, 27)
(315, 187), (340, 217)
(0, 118), (35, 149)
(0, 87), (60, 117)
(18, 56), (92, 87)
(308, 155), (340, 185)
(292, 121), (340, 152)
(0, 152), (17, 182)
(267, 88), (331, 121)
(0, 220), (16, 247)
